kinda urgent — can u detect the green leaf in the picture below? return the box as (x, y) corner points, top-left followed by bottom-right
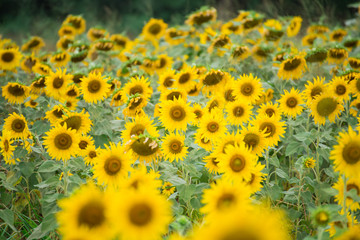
(177, 184), (196, 203)
(275, 168), (289, 179)
(0, 209), (16, 232)
(18, 162), (36, 179)
(38, 160), (61, 173)
(285, 142), (301, 156)
(269, 156), (280, 167)
(34, 176), (60, 189)
(167, 176), (186, 186)
(41, 213), (58, 233)
(190, 197), (202, 210)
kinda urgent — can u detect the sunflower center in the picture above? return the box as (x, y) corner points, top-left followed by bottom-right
(188, 85), (198, 95)
(4, 139), (9, 152)
(11, 119), (25, 133)
(88, 80), (101, 93)
(193, 14), (213, 25)
(53, 77), (64, 89)
(25, 57), (36, 69)
(8, 85), (25, 96)
(54, 133), (72, 150)
(130, 124), (145, 136)
(316, 97), (337, 117)
(217, 193), (235, 209)
(265, 108), (275, 117)
(2, 52), (14, 62)
(335, 85), (346, 95)
(214, 37), (229, 48)
(233, 106), (244, 117)
(194, 110), (203, 119)
(329, 49), (345, 59)
(342, 141), (360, 165)
(222, 140), (235, 153)
(69, 19), (82, 29)
(170, 106), (186, 121)
(129, 203), (152, 226)
(170, 140), (182, 154)
(163, 77), (174, 87)
(283, 58), (301, 71)
(203, 72), (223, 86)
(233, 46), (247, 58)
(114, 93), (122, 101)
(207, 122), (219, 133)
(311, 86), (323, 99)
(224, 89), (235, 102)
(211, 157), (219, 166)
(286, 97), (298, 108)
(260, 122), (276, 138)
(79, 140), (88, 150)
(129, 98), (143, 110)
(33, 78), (46, 88)
(209, 100), (219, 112)
(243, 133), (259, 149)
(148, 23), (161, 35)
(166, 91), (182, 101)
(349, 59), (360, 69)
(89, 150), (97, 159)
(28, 39), (40, 49)
(179, 73), (191, 84)
(53, 109), (64, 119)
(157, 58), (167, 69)
(78, 201), (105, 229)
(347, 183), (360, 197)
(104, 157), (122, 175)
(115, 39), (126, 47)
(229, 155), (245, 172)
(61, 116), (82, 131)
(73, 74), (84, 84)
(130, 85), (143, 95)
(240, 83), (254, 96)
(222, 229), (260, 240)
(131, 137), (159, 156)
(67, 89), (77, 97)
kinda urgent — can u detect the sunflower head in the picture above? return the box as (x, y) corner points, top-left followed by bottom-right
(142, 18), (168, 40)
(2, 82), (30, 104)
(0, 48), (22, 70)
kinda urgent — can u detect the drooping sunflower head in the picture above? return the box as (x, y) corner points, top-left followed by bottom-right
(310, 93), (344, 125)
(21, 36), (45, 52)
(203, 152), (221, 174)
(287, 16), (302, 37)
(252, 45), (273, 62)
(0, 47), (22, 70)
(327, 47), (348, 65)
(58, 24), (76, 37)
(206, 95), (226, 113)
(56, 35), (74, 50)
(80, 72), (111, 104)
(194, 131), (214, 151)
(347, 57), (360, 70)
(164, 27), (186, 45)
(2, 82), (30, 105)
(305, 48), (328, 63)
(123, 95), (147, 117)
(278, 55), (307, 80)
(50, 51), (71, 67)
(185, 7), (217, 26)
(63, 15), (86, 34)
(344, 38), (359, 51)
(278, 88), (305, 118)
(201, 69), (229, 94)
(110, 34), (131, 51)
(87, 28), (108, 42)
(20, 54), (38, 72)
(142, 18), (168, 40)
(208, 34), (232, 55)
(330, 29), (347, 42)
(231, 45), (251, 61)
(110, 89), (125, 107)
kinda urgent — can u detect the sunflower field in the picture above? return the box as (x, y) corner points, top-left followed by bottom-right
(2, 4), (360, 240)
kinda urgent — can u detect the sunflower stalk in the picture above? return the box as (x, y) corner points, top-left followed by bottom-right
(342, 174), (348, 221)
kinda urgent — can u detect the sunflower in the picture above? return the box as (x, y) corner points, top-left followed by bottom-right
(201, 69), (229, 94)
(330, 127), (360, 178)
(348, 57), (360, 70)
(109, 188), (172, 240)
(225, 99), (253, 125)
(251, 45), (273, 62)
(191, 103), (204, 126)
(305, 48), (328, 64)
(221, 21), (241, 35)
(121, 114), (159, 144)
(328, 76), (353, 102)
(162, 182), (176, 197)
(24, 97), (39, 108)
(3, 113), (29, 140)
(50, 51), (70, 67)
(203, 152), (221, 174)
(87, 28), (108, 42)
(350, 98), (360, 116)
(328, 47), (348, 65)
(333, 225), (360, 240)
(124, 166), (162, 191)
(93, 142), (131, 187)
(45, 105), (69, 124)
(197, 109), (227, 144)
(244, 163), (266, 193)
(20, 54), (38, 73)
(122, 75), (153, 102)
(45, 68), (72, 100)
(0, 47), (21, 70)
(334, 176), (360, 211)
(194, 131), (214, 151)
(213, 131), (243, 157)
(164, 28), (185, 45)
(77, 135), (94, 157)
(161, 132), (188, 162)
(185, 8), (217, 26)
(123, 95), (147, 118)
(159, 98), (194, 132)
(278, 55), (307, 80)
(142, 18), (168, 41)
(62, 84), (80, 102)
(231, 45), (250, 61)
(157, 69), (177, 92)
(80, 72), (110, 104)
(0, 131), (15, 161)
(310, 93), (344, 125)
(215, 78), (236, 103)
(240, 126), (269, 156)
(175, 66), (198, 91)
(257, 102), (281, 119)
(57, 183), (114, 240)
(126, 135), (161, 163)
(233, 73), (263, 104)
(303, 76), (327, 105)
(21, 36), (45, 52)
(278, 88), (305, 118)
(2, 82), (30, 104)
(287, 16), (302, 37)
(302, 34), (326, 46)
(110, 34), (132, 51)
(58, 24), (77, 37)
(110, 90), (125, 107)
(208, 34), (232, 56)
(33, 62), (51, 75)
(154, 54), (173, 74)
(205, 95), (226, 113)
(84, 145), (99, 166)
(63, 15), (86, 34)
(59, 110), (93, 134)
(253, 115), (286, 147)
(56, 36), (74, 50)
(330, 29), (347, 42)
(344, 38), (359, 51)
(201, 179), (252, 222)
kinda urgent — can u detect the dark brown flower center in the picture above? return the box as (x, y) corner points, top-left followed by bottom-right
(311, 86), (323, 99)
(283, 58), (301, 71)
(170, 106), (186, 121)
(79, 140), (88, 150)
(335, 85), (346, 95)
(229, 155), (245, 172)
(349, 59), (360, 69)
(130, 85), (143, 95)
(130, 124), (145, 136)
(54, 133), (72, 150)
(170, 139), (182, 154)
(286, 97), (298, 108)
(11, 119), (25, 133)
(222, 140), (235, 153)
(260, 122), (276, 138)
(104, 157), (122, 175)
(78, 201), (105, 228)
(129, 203), (152, 226)
(316, 97), (337, 117)
(329, 49), (345, 59)
(342, 141), (360, 165)
(207, 122), (219, 133)
(243, 133), (259, 149)
(53, 77), (64, 89)
(224, 89), (235, 102)
(4, 139), (9, 152)
(2, 52), (14, 62)
(233, 106), (244, 117)
(179, 73), (191, 84)
(8, 85), (25, 96)
(87, 80), (101, 93)
(61, 116), (82, 132)
(265, 108), (275, 117)
(347, 183), (360, 196)
(52, 109), (64, 119)
(89, 150), (97, 159)
(241, 83), (253, 96)
(163, 77), (174, 87)
(203, 72), (223, 86)
(148, 23), (161, 35)
(166, 91), (182, 101)
(217, 193), (235, 209)
(24, 57), (37, 69)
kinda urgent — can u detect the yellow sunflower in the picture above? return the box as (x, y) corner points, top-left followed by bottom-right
(122, 75), (153, 102)
(45, 68), (72, 100)
(93, 142), (132, 188)
(332, 224), (360, 240)
(121, 114), (159, 144)
(159, 98), (195, 132)
(87, 28), (108, 42)
(205, 95), (226, 113)
(231, 45), (251, 61)
(43, 123), (80, 161)
(45, 105), (69, 125)
(201, 69), (229, 94)
(161, 132), (188, 162)
(233, 73), (263, 104)
(330, 29), (347, 42)
(208, 34), (232, 56)
(191, 103), (205, 126)
(330, 127), (360, 178)
(240, 126), (269, 156)
(221, 21), (241, 35)
(21, 36), (45, 52)
(350, 98), (360, 116)
(123, 165), (162, 191)
(154, 54), (173, 74)
(77, 135), (94, 157)
(305, 48), (328, 64)
(197, 109), (227, 144)
(126, 135), (161, 163)
(333, 176), (360, 211)
(122, 95), (147, 118)
(176, 65), (198, 91)
(194, 131), (214, 151)
(303, 76), (327, 106)
(3, 113), (29, 140)
(56, 36), (74, 50)
(244, 163), (266, 193)
(287, 16), (302, 37)
(328, 47), (348, 65)
(33, 62), (51, 75)
(164, 28), (185, 45)
(278, 55), (307, 80)
(20, 54), (37, 73)
(58, 24), (76, 37)
(142, 18), (168, 41)
(80, 72), (111, 104)
(59, 110), (93, 134)
(310, 93), (344, 125)
(24, 97), (39, 109)
(328, 76), (354, 102)
(162, 182), (176, 197)
(225, 99), (253, 125)
(185, 8), (217, 26)
(110, 90), (125, 107)
(157, 69), (177, 92)
(57, 183), (114, 240)
(110, 34), (132, 51)
(0, 47), (22, 70)
(159, 88), (188, 102)
(2, 82), (30, 104)
(257, 102), (281, 119)
(30, 76), (46, 94)
(63, 15), (86, 34)
(201, 179), (252, 222)
(50, 51), (70, 67)
(218, 143), (258, 182)
(0, 131), (15, 162)
(109, 188), (172, 240)
(203, 152), (221, 174)
(253, 115), (286, 147)
(62, 84), (80, 102)
(347, 57), (360, 70)
(84, 145), (99, 166)
(278, 88), (305, 118)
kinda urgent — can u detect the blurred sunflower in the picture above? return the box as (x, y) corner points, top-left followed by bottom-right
(161, 132), (188, 162)
(45, 68), (72, 100)
(225, 99), (253, 125)
(305, 48), (328, 64)
(123, 95), (147, 117)
(213, 131), (243, 157)
(45, 105), (68, 124)
(176, 65), (198, 91)
(310, 93), (344, 125)
(205, 95), (225, 113)
(201, 69), (229, 94)
(231, 45), (250, 61)
(278, 55), (307, 80)
(20, 54), (37, 73)
(0, 47), (21, 70)
(348, 57), (360, 70)
(142, 18), (168, 41)
(121, 114), (159, 144)
(159, 98), (194, 132)
(56, 36), (74, 50)
(221, 21), (241, 35)
(87, 28), (108, 42)
(334, 176), (360, 211)
(350, 98), (360, 116)
(24, 98), (38, 108)
(203, 152), (221, 174)
(328, 47), (348, 65)
(58, 24), (76, 37)
(185, 8), (217, 26)
(328, 76), (353, 101)
(208, 34), (232, 56)
(77, 135), (94, 157)
(240, 126), (269, 156)
(257, 102), (281, 119)
(191, 103), (204, 126)
(84, 145), (98, 166)
(197, 109), (227, 144)
(333, 225), (360, 240)
(303, 76), (327, 105)
(278, 88), (305, 118)
(110, 34), (131, 51)
(126, 135), (161, 163)
(154, 54), (173, 74)
(59, 110), (92, 134)
(2, 82), (30, 104)
(63, 15), (86, 34)
(3, 113), (29, 140)
(286, 16), (302, 37)
(253, 115), (286, 147)
(157, 69), (177, 92)
(164, 27), (185, 45)
(244, 163), (266, 193)
(194, 131), (213, 151)
(110, 90), (125, 107)
(80, 72), (111, 104)
(330, 29), (347, 42)
(162, 182), (175, 197)
(122, 75), (153, 102)
(21, 36), (45, 52)
(233, 73), (263, 104)
(0, 131), (15, 162)
(50, 51), (70, 67)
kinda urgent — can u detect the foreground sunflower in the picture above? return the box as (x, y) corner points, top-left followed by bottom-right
(0, 47), (22, 70)
(2, 82), (30, 104)
(254, 115), (286, 147)
(278, 88), (305, 118)
(161, 132), (188, 162)
(59, 110), (93, 134)
(80, 72), (111, 104)
(197, 109), (227, 144)
(109, 188), (172, 240)
(201, 69), (229, 94)
(121, 114), (159, 144)
(277, 55), (307, 80)
(303, 76), (327, 106)
(93, 142), (132, 188)
(45, 68), (72, 100)
(233, 73), (263, 104)
(3, 113), (29, 140)
(330, 127), (360, 178)
(310, 93), (344, 125)
(57, 183), (114, 240)
(43, 123), (80, 161)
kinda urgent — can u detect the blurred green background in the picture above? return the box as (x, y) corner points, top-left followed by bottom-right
(0, 0), (358, 49)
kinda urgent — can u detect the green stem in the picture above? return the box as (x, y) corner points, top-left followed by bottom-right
(63, 160), (69, 196)
(343, 174), (348, 221)
(315, 124), (321, 183)
(317, 227), (324, 240)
